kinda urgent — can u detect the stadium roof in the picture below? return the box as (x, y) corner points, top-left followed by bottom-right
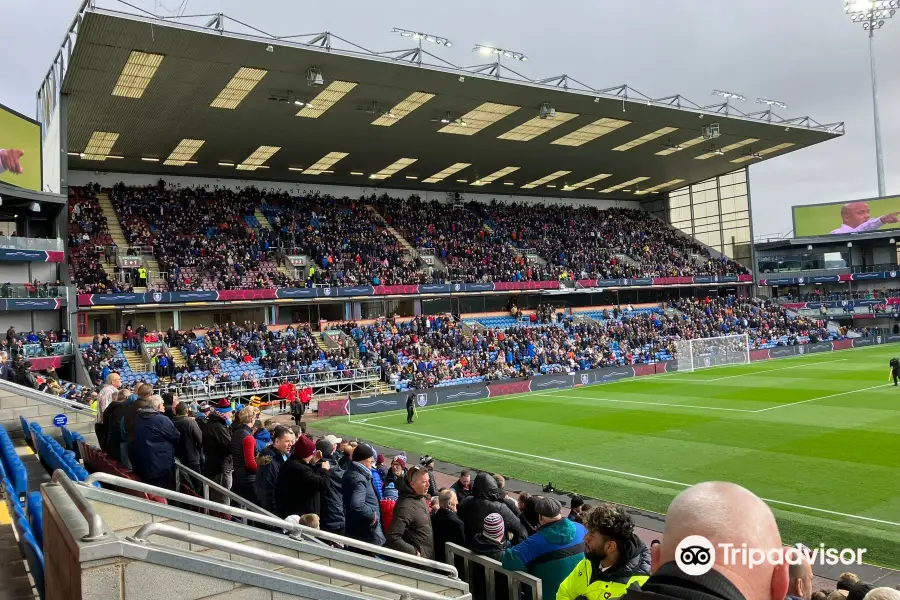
(54, 4), (845, 201)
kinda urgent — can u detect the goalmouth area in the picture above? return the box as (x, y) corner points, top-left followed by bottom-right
(321, 343), (900, 569)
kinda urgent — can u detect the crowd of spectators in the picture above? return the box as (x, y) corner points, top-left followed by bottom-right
(68, 184), (131, 294)
(69, 185), (750, 293)
(75, 295), (855, 395)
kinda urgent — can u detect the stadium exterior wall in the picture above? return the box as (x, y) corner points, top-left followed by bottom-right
(320, 336), (897, 416)
(67, 170), (642, 210)
(41, 103), (61, 194)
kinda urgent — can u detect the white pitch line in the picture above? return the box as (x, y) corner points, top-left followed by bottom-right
(754, 383), (895, 413)
(701, 359), (849, 382)
(357, 421), (900, 528)
(533, 393), (756, 413)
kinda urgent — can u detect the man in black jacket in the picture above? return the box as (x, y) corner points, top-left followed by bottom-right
(131, 395), (180, 490)
(316, 437), (346, 534)
(458, 472), (527, 546)
(254, 425), (295, 513)
(199, 399), (233, 504)
(341, 443), (385, 546)
(450, 470), (471, 504)
(171, 403), (203, 491)
(274, 435), (331, 518)
(406, 393), (415, 424)
(432, 488), (465, 563)
(620, 482), (789, 600)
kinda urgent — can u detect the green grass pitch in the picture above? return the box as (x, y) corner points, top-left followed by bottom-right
(319, 344), (900, 569)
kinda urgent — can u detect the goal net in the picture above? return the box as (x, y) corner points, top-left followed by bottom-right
(674, 334), (750, 373)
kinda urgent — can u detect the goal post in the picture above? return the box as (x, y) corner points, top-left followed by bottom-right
(674, 334), (750, 373)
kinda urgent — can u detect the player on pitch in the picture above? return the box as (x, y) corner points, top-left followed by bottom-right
(406, 392), (416, 424)
(890, 357), (900, 386)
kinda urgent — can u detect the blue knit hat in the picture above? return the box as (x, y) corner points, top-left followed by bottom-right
(384, 482), (399, 500)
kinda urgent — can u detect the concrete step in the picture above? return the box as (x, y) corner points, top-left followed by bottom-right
(254, 208), (273, 230)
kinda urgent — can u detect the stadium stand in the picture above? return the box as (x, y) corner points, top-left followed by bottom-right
(69, 185), (751, 293)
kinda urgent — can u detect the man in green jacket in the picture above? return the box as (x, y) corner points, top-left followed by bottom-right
(557, 503), (651, 600)
(501, 497), (586, 600)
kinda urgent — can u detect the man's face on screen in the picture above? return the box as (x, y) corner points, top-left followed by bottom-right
(845, 203), (870, 227)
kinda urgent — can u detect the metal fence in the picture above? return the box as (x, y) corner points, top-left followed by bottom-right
(22, 342), (74, 358)
(0, 284), (64, 299)
(446, 542), (542, 600)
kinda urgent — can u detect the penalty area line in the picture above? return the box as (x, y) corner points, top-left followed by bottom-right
(357, 421), (900, 528)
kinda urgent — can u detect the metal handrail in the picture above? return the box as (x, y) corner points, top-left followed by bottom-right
(0, 378), (97, 416)
(446, 542), (543, 600)
(83, 472), (458, 577)
(172, 460), (277, 519)
(128, 523), (453, 600)
(50, 470), (107, 541)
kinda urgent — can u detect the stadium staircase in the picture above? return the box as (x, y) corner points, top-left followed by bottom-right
(96, 192), (127, 282)
(167, 348), (187, 368)
(314, 336), (330, 353)
(365, 206), (419, 261)
(254, 207), (273, 230)
(121, 348), (150, 373)
(614, 253), (641, 268)
(0, 516), (35, 599)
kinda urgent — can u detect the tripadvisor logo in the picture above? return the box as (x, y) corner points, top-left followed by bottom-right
(675, 536), (866, 575)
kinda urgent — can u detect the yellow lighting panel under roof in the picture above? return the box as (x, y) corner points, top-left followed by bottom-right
(297, 81), (358, 118)
(303, 151), (349, 175)
(522, 170), (571, 189)
(612, 127), (678, 152)
(163, 138), (205, 166)
(423, 162), (471, 183)
(695, 138), (759, 160)
(236, 145), (280, 171)
(599, 176), (650, 194)
(562, 173), (613, 191)
(372, 92), (435, 126)
(112, 51), (164, 98)
(634, 179), (685, 195)
(81, 131), (120, 161)
(655, 135), (706, 156)
(472, 166), (520, 186)
(551, 117), (631, 147)
(439, 102), (520, 135)
(730, 142), (795, 163)
(210, 67), (267, 109)
(370, 158), (418, 180)
(498, 112), (578, 142)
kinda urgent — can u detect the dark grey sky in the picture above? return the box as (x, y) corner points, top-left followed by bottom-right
(4, 0), (898, 239)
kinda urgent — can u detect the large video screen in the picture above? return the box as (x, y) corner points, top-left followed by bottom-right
(793, 195), (900, 237)
(0, 102), (42, 192)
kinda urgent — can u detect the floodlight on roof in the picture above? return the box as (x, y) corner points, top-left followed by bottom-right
(391, 28), (452, 47)
(757, 98), (787, 110)
(473, 45), (527, 61)
(712, 90), (746, 102)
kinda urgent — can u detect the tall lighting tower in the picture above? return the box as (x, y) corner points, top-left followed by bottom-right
(845, 0), (898, 197)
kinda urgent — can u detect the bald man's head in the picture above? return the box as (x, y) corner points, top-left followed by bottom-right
(841, 202), (871, 228)
(656, 482), (789, 600)
(788, 553), (813, 600)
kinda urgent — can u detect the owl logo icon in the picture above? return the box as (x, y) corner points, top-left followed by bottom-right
(797, 277), (805, 284)
(323, 287), (332, 296)
(891, 271), (897, 278)
(454, 284), (461, 292)
(580, 374), (589, 386)
(152, 293), (162, 302)
(416, 393), (428, 407)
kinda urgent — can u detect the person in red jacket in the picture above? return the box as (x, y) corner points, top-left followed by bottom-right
(300, 386), (312, 405)
(277, 380), (297, 413)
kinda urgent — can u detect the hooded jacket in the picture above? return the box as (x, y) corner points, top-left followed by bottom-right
(557, 533), (651, 600)
(254, 444), (288, 513)
(198, 411), (232, 477)
(341, 461), (385, 546)
(131, 407), (180, 481)
(102, 399), (128, 462)
(502, 517), (587, 600)
(319, 451), (346, 533)
(458, 472), (527, 546)
(386, 477), (434, 558)
(470, 533), (507, 562)
(254, 429), (273, 452)
(274, 454), (331, 518)
(619, 562), (747, 600)
(171, 414), (203, 467)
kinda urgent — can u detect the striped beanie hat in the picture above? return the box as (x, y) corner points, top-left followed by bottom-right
(483, 513), (505, 543)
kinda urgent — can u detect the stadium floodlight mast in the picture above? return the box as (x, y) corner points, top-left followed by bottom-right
(388, 28), (452, 66)
(845, 0), (897, 197)
(469, 44), (528, 79)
